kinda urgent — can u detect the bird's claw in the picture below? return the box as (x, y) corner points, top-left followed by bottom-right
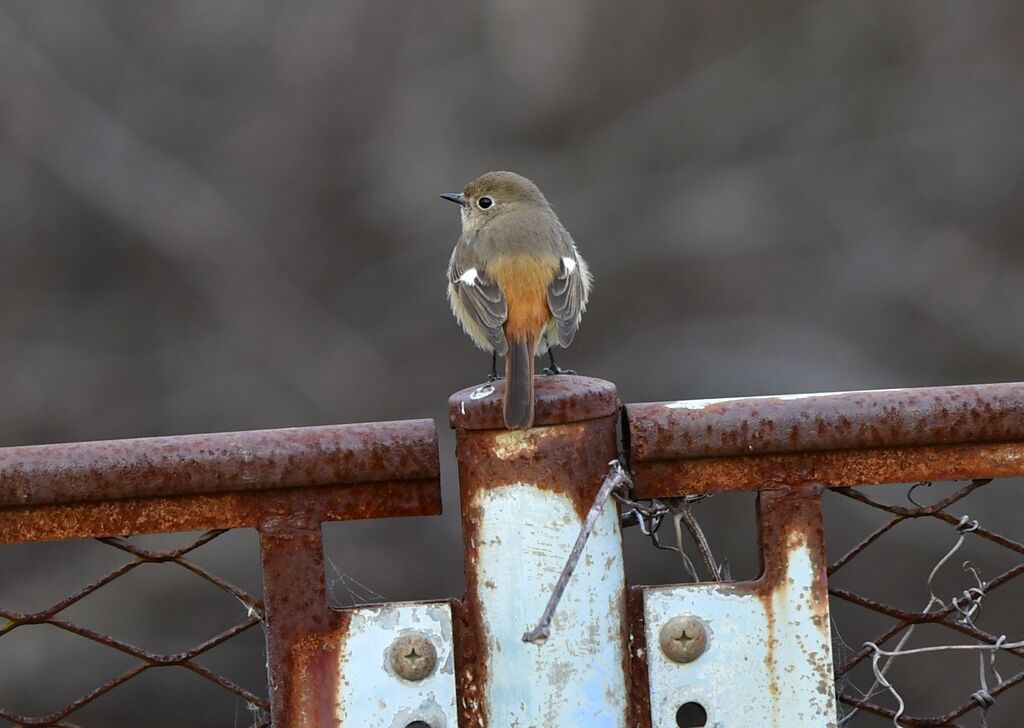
(542, 365), (576, 376)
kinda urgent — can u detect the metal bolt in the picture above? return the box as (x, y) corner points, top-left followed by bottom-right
(659, 615), (708, 663)
(389, 632), (437, 681)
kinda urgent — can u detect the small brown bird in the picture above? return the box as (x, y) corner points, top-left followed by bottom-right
(443, 171), (592, 429)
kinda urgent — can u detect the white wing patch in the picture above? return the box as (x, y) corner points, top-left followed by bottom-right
(459, 267), (480, 286)
(562, 256), (577, 274)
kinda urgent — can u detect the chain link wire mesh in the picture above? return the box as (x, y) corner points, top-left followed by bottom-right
(827, 479), (1024, 726)
(0, 530), (269, 727)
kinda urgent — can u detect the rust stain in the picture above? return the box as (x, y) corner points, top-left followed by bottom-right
(700, 487), (833, 726)
(629, 442), (1024, 499)
(763, 593), (779, 724)
(453, 495), (490, 728)
(754, 488), (831, 619)
(0, 479), (442, 544)
(625, 587), (652, 728)
(286, 614), (347, 727)
(455, 419), (618, 523)
(449, 374), (619, 431)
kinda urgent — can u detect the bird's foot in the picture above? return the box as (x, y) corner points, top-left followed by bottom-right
(486, 352), (504, 383)
(543, 350), (575, 376)
(542, 364), (576, 376)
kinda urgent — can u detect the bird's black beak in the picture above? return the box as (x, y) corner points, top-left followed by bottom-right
(440, 192), (465, 206)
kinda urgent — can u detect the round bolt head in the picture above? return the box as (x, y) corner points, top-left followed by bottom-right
(389, 632), (437, 681)
(659, 615), (709, 663)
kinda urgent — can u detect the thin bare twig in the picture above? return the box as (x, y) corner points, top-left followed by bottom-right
(522, 460), (631, 644)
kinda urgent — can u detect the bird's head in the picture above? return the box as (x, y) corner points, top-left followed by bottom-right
(441, 171), (549, 233)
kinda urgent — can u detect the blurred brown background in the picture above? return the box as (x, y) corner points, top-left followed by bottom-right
(1, 1), (1022, 726)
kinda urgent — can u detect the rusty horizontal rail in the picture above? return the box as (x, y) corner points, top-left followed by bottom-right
(0, 419), (441, 542)
(625, 383), (1024, 496)
(0, 420), (438, 505)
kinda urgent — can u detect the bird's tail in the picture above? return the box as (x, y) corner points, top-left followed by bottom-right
(503, 333), (536, 429)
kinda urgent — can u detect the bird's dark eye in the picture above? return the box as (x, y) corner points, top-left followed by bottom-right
(478, 196), (493, 209)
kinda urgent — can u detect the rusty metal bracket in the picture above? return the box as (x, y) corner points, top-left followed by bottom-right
(641, 488), (836, 726)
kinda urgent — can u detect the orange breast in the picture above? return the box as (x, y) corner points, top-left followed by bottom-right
(490, 255), (557, 341)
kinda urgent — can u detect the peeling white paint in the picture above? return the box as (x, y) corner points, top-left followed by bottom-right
(643, 544), (837, 727)
(469, 383), (496, 400)
(473, 483), (627, 726)
(491, 429), (550, 460)
(336, 602), (456, 727)
(666, 388), (905, 410)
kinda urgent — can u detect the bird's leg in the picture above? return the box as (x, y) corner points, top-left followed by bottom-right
(542, 349), (576, 376)
(487, 351), (503, 382)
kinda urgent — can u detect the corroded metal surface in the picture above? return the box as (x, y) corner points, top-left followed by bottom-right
(449, 374), (619, 431)
(0, 479), (441, 544)
(259, 514), (340, 728)
(389, 631), (438, 682)
(451, 376), (627, 727)
(0, 419), (441, 543)
(629, 442), (1024, 497)
(642, 488), (836, 727)
(0, 419), (439, 506)
(629, 383), (1024, 459)
(626, 587), (652, 728)
(626, 384), (1024, 497)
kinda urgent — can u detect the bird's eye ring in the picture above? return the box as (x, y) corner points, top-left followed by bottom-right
(477, 196), (493, 209)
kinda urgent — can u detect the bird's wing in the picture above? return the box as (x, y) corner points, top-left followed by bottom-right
(546, 246), (587, 348)
(449, 253), (508, 355)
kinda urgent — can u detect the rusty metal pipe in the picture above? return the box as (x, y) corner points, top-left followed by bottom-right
(0, 420), (438, 507)
(626, 383), (1024, 496)
(629, 383), (1024, 460)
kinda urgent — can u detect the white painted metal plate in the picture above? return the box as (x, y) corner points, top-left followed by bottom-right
(643, 538), (837, 727)
(473, 483), (628, 727)
(337, 601), (456, 728)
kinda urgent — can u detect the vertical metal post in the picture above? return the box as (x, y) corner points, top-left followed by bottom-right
(449, 376), (627, 727)
(259, 513), (339, 728)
